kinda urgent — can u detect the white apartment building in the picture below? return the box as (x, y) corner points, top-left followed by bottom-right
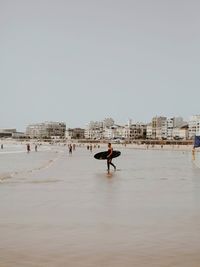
(85, 119), (116, 140)
(166, 117), (184, 140)
(146, 124), (152, 139)
(123, 123), (147, 141)
(103, 126), (118, 140)
(103, 125), (124, 140)
(189, 115), (200, 138)
(84, 121), (103, 139)
(84, 128), (103, 139)
(166, 118), (173, 139)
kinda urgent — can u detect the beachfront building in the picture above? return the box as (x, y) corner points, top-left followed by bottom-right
(85, 118), (116, 140)
(151, 116), (186, 140)
(103, 124), (124, 140)
(12, 132), (26, 139)
(172, 125), (189, 140)
(26, 122), (66, 139)
(152, 116), (167, 139)
(188, 115), (200, 139)
(146, 123), (152, 139)
(165, 117), (185, 140)
(84, 121), (103, 139)
(167, 118), (177, 139)
(0, 129), (16, 138)
(65, 128), (85, 140)
(103, 126), (118, 140)
(123, 122), (147, 141)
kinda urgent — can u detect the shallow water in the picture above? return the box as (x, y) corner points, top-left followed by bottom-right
(0, 145), (200, 266)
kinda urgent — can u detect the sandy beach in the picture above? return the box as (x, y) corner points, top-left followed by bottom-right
(0, 142), (200, 267)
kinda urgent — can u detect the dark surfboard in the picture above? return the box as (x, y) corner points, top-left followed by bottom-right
(94, 150), (121, 160)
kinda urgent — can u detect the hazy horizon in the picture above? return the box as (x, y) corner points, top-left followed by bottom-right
(1, 0), (200, 131)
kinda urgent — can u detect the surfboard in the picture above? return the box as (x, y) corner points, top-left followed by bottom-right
(94, 150), (121, 160)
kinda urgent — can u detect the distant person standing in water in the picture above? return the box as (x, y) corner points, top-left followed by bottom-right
(1, 144), (3, 149)
(27, 143), (30, 153)
(35, 144), (38, 152)
(89, 144), (92, 153)
(107, 143), (116, 174)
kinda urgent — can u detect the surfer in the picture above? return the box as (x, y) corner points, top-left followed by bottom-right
(107, 143), (116, 174)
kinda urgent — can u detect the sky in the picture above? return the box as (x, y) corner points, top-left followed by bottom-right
(0, 0), (200, 131)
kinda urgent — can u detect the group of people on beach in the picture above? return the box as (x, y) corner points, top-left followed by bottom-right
(26, 143), (38, 153)
(24, 141), (117, 174)
(68, 143), (76, 155)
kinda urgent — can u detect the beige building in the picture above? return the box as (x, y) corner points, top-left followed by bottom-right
(65, 128), (85, 139)
(26, 122), (66, 139)
(172, 125), (189, 140)
(152, 116), (167, 139)
(0, 129), (16, 138)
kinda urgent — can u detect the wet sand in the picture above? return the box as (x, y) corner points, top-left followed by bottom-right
(0, 145), (200, 266)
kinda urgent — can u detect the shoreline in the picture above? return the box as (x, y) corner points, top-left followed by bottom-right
(0, 139), (198, 152)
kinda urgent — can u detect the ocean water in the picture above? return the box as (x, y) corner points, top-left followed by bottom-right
(0, 144), (200, 267)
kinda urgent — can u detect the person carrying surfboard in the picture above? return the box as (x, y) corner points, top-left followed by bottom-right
(107, 143), (116, 174)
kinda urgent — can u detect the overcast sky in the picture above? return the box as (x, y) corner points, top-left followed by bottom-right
(0, 0), (200, 130)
